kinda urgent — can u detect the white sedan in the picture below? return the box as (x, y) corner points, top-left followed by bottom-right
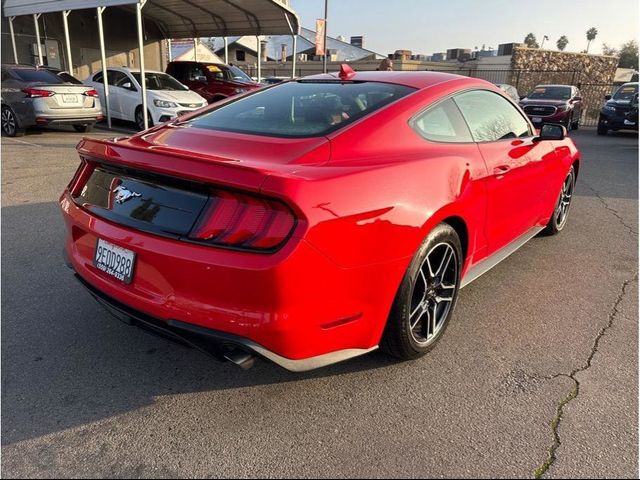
(85, 67), (207, 130)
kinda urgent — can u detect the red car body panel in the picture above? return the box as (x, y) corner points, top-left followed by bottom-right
(60, 71), (580, 369)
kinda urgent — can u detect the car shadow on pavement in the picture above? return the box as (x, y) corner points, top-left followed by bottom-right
(1, 201), (399, 445)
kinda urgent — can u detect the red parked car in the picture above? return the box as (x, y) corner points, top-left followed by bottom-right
(60, 67), (580, 371)
(166, 61), (261, 104)
(519, 84), (583, 130)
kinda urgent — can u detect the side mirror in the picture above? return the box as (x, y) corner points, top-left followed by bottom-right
(195, 75), (208, 83)
(605, 94), (612, 100)
(536, 123), (566, 141)
(122, 82), (135, 91)
(573, 96), (583, 102)
(519, 95), (526, 100)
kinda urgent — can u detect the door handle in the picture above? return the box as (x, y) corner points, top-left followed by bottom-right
(493, 165), (511, 175)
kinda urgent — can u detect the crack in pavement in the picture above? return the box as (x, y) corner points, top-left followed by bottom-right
(581, 181), (639, 236)
(533, 273), (638, 479)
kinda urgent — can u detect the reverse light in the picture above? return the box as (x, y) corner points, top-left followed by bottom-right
(84, 89), (99, 98)
(23, 88), (55, 98)
(190, 190), (296, 251)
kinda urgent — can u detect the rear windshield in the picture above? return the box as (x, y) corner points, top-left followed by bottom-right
(11, 68), (63, 84)
(187, 80), (415, 138)
(613, 84), (638, 101)
(527, 86), (571, 100)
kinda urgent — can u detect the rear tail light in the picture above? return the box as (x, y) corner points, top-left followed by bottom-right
(23, 88), (55, 98)
(68, 158), (96, 197)
(84, 89), (99, 98)
(189, 190), (296, 251)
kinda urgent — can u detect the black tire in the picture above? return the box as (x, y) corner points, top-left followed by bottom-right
(1, 105), (25, 137)
(543, 166), (575, 236)
(597, 124), (608, 135)
(73, 124), (93, 133)
(571, 116), (579, 130)
(135, 107), (153, 131)
(381, 223), (462, 360)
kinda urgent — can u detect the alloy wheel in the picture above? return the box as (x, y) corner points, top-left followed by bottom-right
(409, 242), (458, 345)
(2, 108), (16, 136)
(555, 170), (574, 229)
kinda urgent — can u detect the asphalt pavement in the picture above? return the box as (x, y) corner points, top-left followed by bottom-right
(1, 125), (637, 478)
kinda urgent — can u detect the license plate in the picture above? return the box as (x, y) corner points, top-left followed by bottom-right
(62, 94), (78, 103)
(94, 238), (136, 284)
(532, 116), (542, 123)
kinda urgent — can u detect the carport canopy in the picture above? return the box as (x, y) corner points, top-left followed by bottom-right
(3, 0), (300, 130)
(3, 0), (300, 38)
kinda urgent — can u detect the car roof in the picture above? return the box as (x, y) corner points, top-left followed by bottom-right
(96, 67), (166, 75)
(302, 70), (484, 90)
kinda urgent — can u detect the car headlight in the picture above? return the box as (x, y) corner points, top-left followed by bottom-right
(603, 105), (616, 112)
(153, 99), (178, 108)
(556, 104), (569, 111)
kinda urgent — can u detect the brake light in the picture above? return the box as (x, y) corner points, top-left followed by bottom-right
(84, 89), (99, 98)
(190, 190), (296, 251)
(23, 88), (55, 98)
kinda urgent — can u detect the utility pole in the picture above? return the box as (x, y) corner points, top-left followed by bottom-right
(323, 0), (328, 74)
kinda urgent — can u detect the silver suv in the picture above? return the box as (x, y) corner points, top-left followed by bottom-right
(1, 65), (103, 137)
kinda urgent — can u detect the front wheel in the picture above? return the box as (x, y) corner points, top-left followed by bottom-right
(135, 107), (153, 131)
(543, 166), (575, 236)
(381, 223), (462, 360)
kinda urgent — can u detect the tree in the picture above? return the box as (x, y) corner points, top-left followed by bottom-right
(524, 33), (539, 49)
(602, 43), (618, 56)
(618, 40), (639, 70)
(586, 27), (598, 53)
(557, 36), (569, 51)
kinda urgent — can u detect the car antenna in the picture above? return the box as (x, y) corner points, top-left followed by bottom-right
(338, 63), (356, 81)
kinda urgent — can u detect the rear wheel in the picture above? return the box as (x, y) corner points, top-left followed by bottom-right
(135, 107), (153, 131)
(1, 106), (25, 137)
(381, 223), (462, 360)
(73, 124), (93, 133)
(571, 115), (579, 130)
(543, 166), (575, 236)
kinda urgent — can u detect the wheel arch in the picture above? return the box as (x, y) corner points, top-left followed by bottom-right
(441, 215), (469, 262)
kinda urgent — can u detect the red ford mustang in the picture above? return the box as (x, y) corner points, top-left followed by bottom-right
(60, 66), (580, 371)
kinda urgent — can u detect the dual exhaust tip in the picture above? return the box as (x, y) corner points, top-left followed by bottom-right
(222, 348), (256, 370)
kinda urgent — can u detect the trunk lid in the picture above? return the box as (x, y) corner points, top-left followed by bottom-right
(30, 83), (96, 110)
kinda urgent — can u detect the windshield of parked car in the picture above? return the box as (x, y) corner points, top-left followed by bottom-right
(527, 86), (572, 100)
(11, 68), (63, 84)
(205, 64), (253, 83)
(132, 72), (187, 91)
(187, 80), (416, 138)
(613, 84), (639, 101)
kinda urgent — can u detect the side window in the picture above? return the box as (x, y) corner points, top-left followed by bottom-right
(411, 98), (473, 143)
(93, 72), (103, 83)
(170, 63), (186, 81)
(454, 89), (531, 142)
(188, 65), (206, 82)
(107, 70), (127, 86)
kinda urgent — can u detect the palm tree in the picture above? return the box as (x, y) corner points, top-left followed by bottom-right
(557, 36), (569, 51)
(524, 33), (539, 49)
(586, 27), (598, 53)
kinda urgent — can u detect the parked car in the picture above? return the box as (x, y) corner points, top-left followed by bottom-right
(519, 84), (583, 130)
(495, 83), (519, 103)
(166, 61), (261, 104)
(85, 67), (207, 131)
(262, 76), (289, 85)
(1, 64), (103, 136)
(597, 82), (639, 135)
(60, 67), (580, 371)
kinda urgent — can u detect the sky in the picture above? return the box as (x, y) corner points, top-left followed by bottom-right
(290, 0), (639, 56)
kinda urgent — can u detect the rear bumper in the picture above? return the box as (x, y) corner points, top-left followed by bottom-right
(71, 270), (376, 372)
(60, 190), (400, 368)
